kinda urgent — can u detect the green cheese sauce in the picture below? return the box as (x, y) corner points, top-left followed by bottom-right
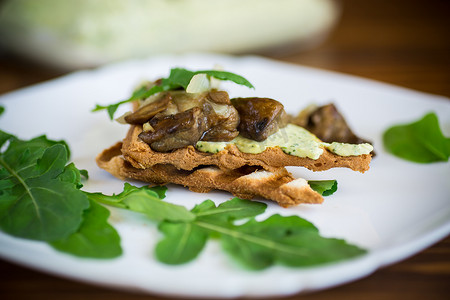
(322, 142), (373, 157)
(196, 124), (373, 159)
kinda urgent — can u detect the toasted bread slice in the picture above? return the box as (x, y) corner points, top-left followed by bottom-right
(96, 142), (323, 207)
(121, 125), (371, 173)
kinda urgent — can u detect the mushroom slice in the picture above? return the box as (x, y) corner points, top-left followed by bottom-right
(207, 90), (231, 104)
(138, 107), (208, 152)
(125, 93), (171, 124)
(231, 97), (288, 141)
(291, 103), (372, 145)
(201, 102), (239, 141)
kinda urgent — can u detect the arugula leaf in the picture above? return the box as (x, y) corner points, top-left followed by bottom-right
(163, 68), (196, 89)
(0, 140), (89, 241)
(50, 198), (122, 258)
(156, 221), (210, 265)
(154, 198), (366, 269)
(163, 68), (254, 90)
(0, 106), (4, 117)
(155, 198), (266, 264)
(92, 85), (167, 120)
(383, 112), (450, 163)
(0, 129), (121, 258)
(86, 183), (194, 222)
(0, 130), (13, 151)
(58, 163), (88, 189)
(221, 214), (366, 269)
(93, 67), (254, 119)
(193, 197), (267, 223)
(196, 70), (254, 89)
(308, 180), (338, 196)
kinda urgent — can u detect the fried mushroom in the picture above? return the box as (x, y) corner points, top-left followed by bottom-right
(124, 93), (171, 124)
(231, 97), (289, 141)
(137, 90), (240, 152)
(291, 103), (371, 144)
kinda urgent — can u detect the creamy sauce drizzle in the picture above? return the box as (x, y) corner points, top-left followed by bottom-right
(196, 124), (373, 159)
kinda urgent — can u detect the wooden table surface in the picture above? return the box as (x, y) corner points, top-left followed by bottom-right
(0, 0), (449, 299)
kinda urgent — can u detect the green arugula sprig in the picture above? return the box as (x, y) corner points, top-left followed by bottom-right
(91, 189), (365, 269)
(0, 130), (122, 258)
(92, 68), (255, 120)
(87, 183), (194, 222)
(154, 198), (366, 269)
(383, 112), (450, 163)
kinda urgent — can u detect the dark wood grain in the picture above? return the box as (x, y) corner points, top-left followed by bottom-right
(0, 0), (449, 299)
(278, 0), (450, 98)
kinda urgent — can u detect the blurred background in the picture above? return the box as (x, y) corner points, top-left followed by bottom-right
(1, 0), (449, 97)
(0, 0), (341, 69)
(0, 0), (449, 299)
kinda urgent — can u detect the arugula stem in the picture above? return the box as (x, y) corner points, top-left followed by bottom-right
(85, 193), (126, 209)
(195, 221), (307, 257)
(195, 207), (246, 218)
(0, 157), (42, 220)
(422, 139), (448, 160)
(173, 223), (193, 260)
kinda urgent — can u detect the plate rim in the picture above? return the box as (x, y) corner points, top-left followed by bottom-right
(0, 53), (449, 298)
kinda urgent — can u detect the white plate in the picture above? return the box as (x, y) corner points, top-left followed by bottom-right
(0, 54), (449, 298)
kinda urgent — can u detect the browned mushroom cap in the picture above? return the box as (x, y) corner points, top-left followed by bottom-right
(201, 101), (240, 141)
(231, 97), (288, 141)
(124, 93), (171, 124)
(138, 107), (208, 152)
(207, 90), (231, 104)
(290, 103), (375, 156)
(291, 103), (372, 144)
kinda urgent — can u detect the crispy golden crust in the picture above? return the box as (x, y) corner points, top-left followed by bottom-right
(96, 142), (323, 207)
(122, 125), (372, 173)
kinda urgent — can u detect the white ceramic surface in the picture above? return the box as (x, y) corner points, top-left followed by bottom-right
(0, 54), (449, 298)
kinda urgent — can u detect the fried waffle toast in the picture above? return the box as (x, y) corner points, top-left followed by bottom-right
(97, 142), (324, 207)
(121, 125), (372, 173)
